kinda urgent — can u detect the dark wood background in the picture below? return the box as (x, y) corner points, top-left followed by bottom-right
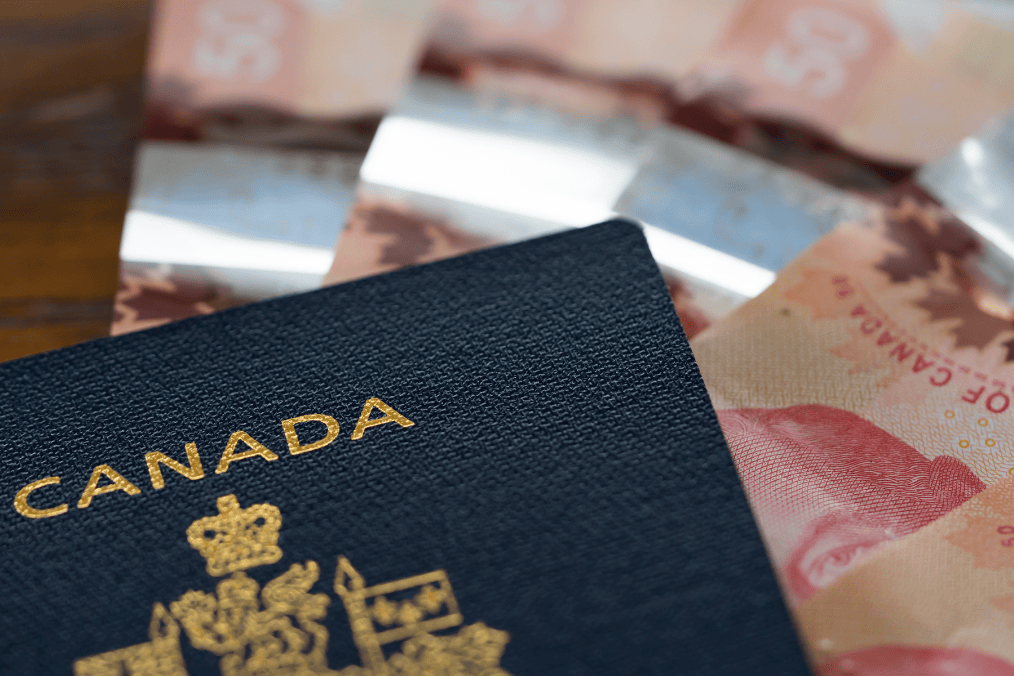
(0, 0), (150, 362)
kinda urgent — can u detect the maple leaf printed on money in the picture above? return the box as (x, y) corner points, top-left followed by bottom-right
(874, 195), (1014, 360)
(874, 194), (979, 284)
(916, 288), (1014, 353)
(112, 272), (219, 335)
(326, 200), (498, 286)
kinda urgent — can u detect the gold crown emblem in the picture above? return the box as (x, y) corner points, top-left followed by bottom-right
(185, 494), (282, 577)
(76, 495), (512, 676)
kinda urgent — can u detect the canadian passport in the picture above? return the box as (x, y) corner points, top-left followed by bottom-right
(0, 221), (809, 675)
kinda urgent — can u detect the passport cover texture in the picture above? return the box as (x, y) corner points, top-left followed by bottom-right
(0, 221), (808, 675)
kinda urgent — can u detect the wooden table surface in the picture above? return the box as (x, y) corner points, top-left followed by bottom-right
(0, 0), (151, 362)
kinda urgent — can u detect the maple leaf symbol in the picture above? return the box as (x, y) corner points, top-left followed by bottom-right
(113, 274), (217, 332)
(915, 288), (1014, 352)
(875, 193), (1014, 361)
(359, 204), (492, 267)
(875, 194), (979, 284)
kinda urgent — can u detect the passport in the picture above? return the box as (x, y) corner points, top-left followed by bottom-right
(0, 220), (809, 675)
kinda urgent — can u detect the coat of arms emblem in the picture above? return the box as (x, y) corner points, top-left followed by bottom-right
(74, 495), (512, 676)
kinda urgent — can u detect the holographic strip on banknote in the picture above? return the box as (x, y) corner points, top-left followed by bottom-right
(329, 72), (868, 336)
(617, 123), (866, 294)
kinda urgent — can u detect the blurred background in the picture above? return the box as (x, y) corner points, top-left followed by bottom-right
(6, 0), (1014, 360)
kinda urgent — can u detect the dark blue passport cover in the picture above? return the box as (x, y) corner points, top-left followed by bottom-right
(0, 220), (809, 675)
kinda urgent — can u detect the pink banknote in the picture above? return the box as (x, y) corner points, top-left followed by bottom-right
(430, 0), (1014, 173)
(144, 0), (432, 147)
(114, 0), (429, 334)
(691, 191), (1014, 671)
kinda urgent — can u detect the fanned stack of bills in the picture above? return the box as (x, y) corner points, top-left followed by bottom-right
(116, 0), (1014, 337)
(324, 0), (1014, 339)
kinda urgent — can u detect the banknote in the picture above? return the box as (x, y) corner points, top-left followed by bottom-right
(113, 264), (234, 335)
(113, 0), (428, 334)
(691, 191), (1014, 624)
(144, 0), (432, 148)
(430, 0), (1014, 175)
(326, 194), (500, 286)
(796, 475), (1014, 674)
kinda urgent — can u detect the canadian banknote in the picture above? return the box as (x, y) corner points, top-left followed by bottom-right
(432, 0), (1014, 171)
(145, 0), (432, 148)
(114, 0), (432, 334)
(326, 192), (716, 337)
(690, 190), (1014, 672)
